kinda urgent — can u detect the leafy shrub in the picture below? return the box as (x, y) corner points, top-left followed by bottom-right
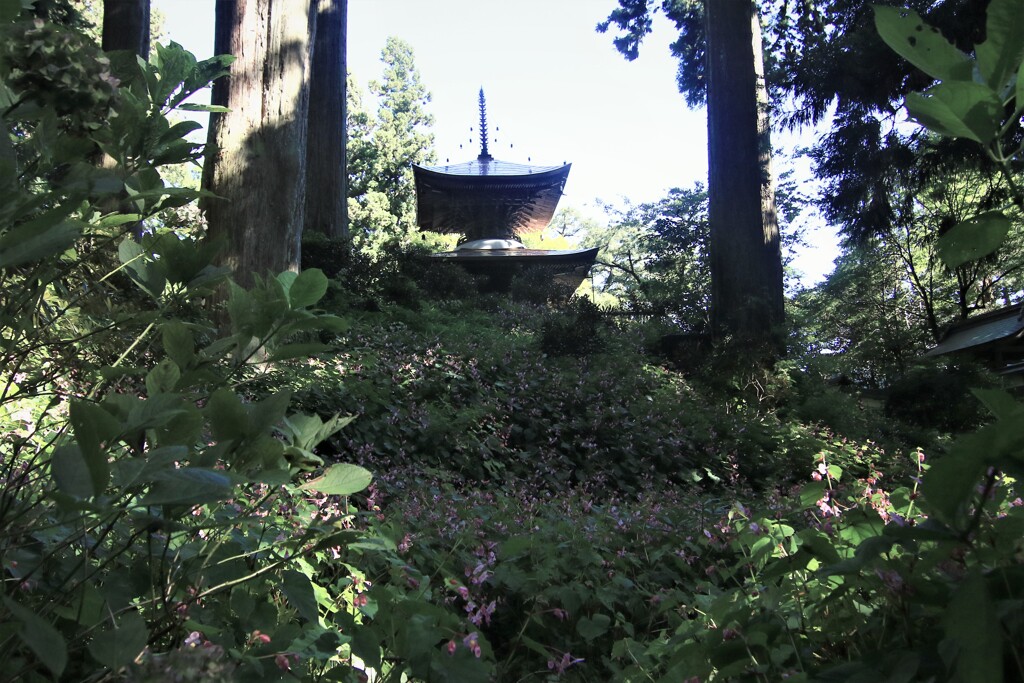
(540, 295), (605, 357)
(510, 265), (581, 305)
(301, 232), (351, 278)
(885, 361), (995, 433)
(0, 22), (424, 682)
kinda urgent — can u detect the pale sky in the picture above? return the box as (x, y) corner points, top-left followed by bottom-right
(153, 0), (838, 284)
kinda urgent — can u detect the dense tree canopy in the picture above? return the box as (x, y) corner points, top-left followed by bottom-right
(347, 37), (435, 254)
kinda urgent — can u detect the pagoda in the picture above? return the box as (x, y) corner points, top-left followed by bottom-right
(412, 89), (598, 293)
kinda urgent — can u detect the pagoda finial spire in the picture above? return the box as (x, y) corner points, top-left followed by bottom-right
(478, 87), (491, 160)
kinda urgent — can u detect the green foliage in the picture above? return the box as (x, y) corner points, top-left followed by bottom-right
(3, 3), (1024, 681)
(584, 186), (711, 328)
(884, 360), (995, 432)
(348, 38), (436, 255)
(539, 295), (605, 357)
(875, 0), (1024, 267)
(0, 17), (425, 681)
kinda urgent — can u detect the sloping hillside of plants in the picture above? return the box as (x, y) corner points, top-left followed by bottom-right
(1, 2), (1023, 683)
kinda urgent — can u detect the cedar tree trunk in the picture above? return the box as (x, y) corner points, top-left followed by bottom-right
(304, 0), (348, 241)
(203, 0), (317, 287)
(705, 0), (784, 355)
(102, 0), (150, 58)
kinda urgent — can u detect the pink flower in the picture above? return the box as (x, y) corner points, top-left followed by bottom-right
(462, 632), (482, 658)
(249, 630), (271, 645)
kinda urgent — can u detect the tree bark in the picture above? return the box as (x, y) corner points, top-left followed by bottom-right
(304, 0), (348, 242)
(705, 0), (784, 355)
(102, 0), (150, 58)
(202, 0), (318, 288)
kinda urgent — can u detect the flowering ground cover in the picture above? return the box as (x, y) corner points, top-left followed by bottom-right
(241, 295), (1023, 682)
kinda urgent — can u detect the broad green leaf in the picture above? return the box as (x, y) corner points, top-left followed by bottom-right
(159, 119), (204, 142)
(975, 0), (1024, 92)
(972, 388), (1024, 420)
(95, 213), (143, 229)
(906, 82), (1003, 144)
(162, 321), (195, 368)
(289, 268), (329, 308)
(299, 463), (372, 496)
(921, 430), (990, 524)
(153, 43), (198, 106)
(205, 388), (248, 442)
(118, 238), (166, 299)
(1018, 59), (1024, 112)
(0, 0), (21, 22)
(944, 572), (1002, 683)
(139, 467), (233, 506)
(145, 359), (181, 395)
(51, 445), (97, 498)
(88, 612), (148, 670)
(799, 480), (827, 508)
(3, 597), (67, 676)
(69, 400), (117, 493)
(936, 211), (1011, 269)
(248, 390), (292, 435)
(316, 314), (350, 333)
(178, 103), (230, 113)
(281, 571), (320, 624)
(269, 342), (329, 361)
(0, 213), (81, 268)
(576, 613), (611, 641)
(874, 6), (973, 82)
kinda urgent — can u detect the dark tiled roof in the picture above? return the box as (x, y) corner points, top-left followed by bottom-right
(926, 304), (1024, 356)
(412, 157), (571, 237)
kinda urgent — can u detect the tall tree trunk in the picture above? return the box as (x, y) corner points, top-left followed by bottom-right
(102, 0), (150, 58)
(304, 0), (348, 242)
(705, 0), (784, 355)
(202, 0), (318, 288)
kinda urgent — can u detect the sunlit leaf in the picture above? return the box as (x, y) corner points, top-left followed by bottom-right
(906, 83), (1003, 145)
(139, 467), (233, 506)
(289, 268), (329, 308)
(299, 463), (372, 496)
(936, 211), (1010, 269)
(874, 6), (974, 81)
(975, 0), (1024, 92)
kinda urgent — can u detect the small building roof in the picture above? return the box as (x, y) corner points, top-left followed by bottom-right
(925, 304), (1024, 358)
